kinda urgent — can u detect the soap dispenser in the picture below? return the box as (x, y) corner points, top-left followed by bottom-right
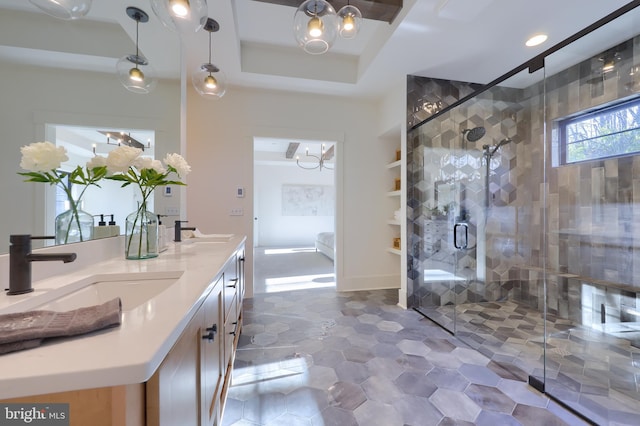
(157, 214), (168, 252)
(107, 215), (121, 237)
(93, 214), (110, 239)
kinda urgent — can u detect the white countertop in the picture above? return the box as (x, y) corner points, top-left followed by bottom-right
(0, 235), (246, 399)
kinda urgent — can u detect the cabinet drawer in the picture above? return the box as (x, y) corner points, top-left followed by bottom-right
(223, 277), (238, 322)
(223, 297), (238, 367)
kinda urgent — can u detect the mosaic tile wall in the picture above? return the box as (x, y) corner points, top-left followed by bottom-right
(406, 77), (533, 311)
(406, 35), (640, 326)
(407, 77), (481, 129)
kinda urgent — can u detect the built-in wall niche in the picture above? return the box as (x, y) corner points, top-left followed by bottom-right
(44, 124), (157, 242)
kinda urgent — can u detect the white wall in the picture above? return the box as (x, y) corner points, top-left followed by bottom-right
(254, 162), (334, 247)
(0, 62), (180, 253)
(378, 78), (408, 307)
(186, 85), (399, 296)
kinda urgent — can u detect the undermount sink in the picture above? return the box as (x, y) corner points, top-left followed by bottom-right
(1, 271), (184, 314)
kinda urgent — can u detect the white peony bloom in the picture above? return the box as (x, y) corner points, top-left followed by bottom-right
(20, 141), (68, 172)
(164, 153), (191, 177)
(106, 146), (142, 174)
(86, 155), (107, 170)
(134, 156), (165, 174)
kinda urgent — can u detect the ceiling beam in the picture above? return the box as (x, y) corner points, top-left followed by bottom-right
(252, 0), (403, 23)
(286, 142), (300, 159)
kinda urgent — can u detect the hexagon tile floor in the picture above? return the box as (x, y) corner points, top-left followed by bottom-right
(221, 288), (591, 426)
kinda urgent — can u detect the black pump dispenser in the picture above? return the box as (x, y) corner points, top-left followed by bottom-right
(108, 214), (116, 226)
(98, 214), (106, 226)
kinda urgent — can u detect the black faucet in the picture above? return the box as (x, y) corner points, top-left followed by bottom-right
(8, 234), (77, 295)
(174, 220), (196, 242)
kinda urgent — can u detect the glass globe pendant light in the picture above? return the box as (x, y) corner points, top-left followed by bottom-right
(337, 1), (362, 39)
(192, 18), (227, 99)
(150, 0), (208, 34)
(116, 7), (157, 94)
(29, 0), (92, 20)
(293, 0), (338, 55)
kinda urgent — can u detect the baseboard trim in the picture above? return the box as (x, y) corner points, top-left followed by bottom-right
(336, 274), (400, 292)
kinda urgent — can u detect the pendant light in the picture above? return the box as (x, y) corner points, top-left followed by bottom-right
(29, 0), (92, 20)
(150, 0), (208, 34)
(293, 0), (338, 55)
(192, 18), (227, 99)
(337, 1), (362, 39)
(116, 7), (157, 94)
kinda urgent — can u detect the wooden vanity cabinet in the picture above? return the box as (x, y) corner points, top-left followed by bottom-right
(219, 247), (244, 414)
(146, 274), (224, 426)
(0, 241), (246, 426)
(148, 243), (245, 426)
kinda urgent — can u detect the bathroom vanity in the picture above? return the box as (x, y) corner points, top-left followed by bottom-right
(0, 235), (246, 426)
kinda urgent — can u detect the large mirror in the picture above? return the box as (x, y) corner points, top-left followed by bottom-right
(0, 1), (182, 254)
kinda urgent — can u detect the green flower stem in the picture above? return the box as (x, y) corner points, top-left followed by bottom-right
(125, 173), (156, 259)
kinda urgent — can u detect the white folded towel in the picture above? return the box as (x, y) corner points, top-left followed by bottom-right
(193, 229), (234, 239)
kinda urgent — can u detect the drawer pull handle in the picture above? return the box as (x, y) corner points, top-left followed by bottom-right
(202, 324), (217, 342)
(229, 321), (238, 336)
(226, 278), (238, 288)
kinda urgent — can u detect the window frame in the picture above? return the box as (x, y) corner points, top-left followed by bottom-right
(559, 96), (640, 165)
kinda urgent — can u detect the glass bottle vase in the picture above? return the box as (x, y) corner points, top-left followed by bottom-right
(55, 207), (94, 245)
(125, 207), (159, 259)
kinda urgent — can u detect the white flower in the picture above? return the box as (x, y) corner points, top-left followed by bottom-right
(164, 153), (191, 177)
(86, 155), (107, 170)
(106, 146), (141, 174)
(20, 141), (68, 172)
(134, 156), (165, 174)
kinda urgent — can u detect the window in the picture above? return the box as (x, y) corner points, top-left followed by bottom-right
(560, 97), (640, 164)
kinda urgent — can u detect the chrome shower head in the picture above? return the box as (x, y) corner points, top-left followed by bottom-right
(462, 126), (486, 142)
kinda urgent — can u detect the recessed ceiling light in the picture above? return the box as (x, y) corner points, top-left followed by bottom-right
(526, 34), (548, 47)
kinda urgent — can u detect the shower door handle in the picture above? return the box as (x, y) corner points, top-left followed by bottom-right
(453, 223), (468, 249)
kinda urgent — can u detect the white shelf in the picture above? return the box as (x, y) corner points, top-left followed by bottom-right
(387, 190), (401, 197)
(386, 160), (401, 169)
(386, 247), (401, 255)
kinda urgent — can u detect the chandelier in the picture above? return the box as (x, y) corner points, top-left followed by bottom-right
(296, 144), (334, 171)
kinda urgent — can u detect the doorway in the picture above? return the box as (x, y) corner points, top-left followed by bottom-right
(253, 137), (337, 294)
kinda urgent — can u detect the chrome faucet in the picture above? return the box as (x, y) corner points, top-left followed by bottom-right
(8, 234), (77, 295)
(174, 220), (196, 242)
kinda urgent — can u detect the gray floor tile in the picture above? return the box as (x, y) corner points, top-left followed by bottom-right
(224, 284), (589, 426)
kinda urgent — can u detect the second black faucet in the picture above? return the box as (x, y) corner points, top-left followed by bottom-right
(174, 220), (196, 242)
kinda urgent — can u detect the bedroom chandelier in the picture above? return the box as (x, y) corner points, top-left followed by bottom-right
(296, 144), (334, 171)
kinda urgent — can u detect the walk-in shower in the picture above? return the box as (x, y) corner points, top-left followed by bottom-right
(407, 4), (640, 423)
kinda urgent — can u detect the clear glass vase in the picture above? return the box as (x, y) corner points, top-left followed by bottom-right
(125, 206), (159, 259)
(55, 207), (94, 245)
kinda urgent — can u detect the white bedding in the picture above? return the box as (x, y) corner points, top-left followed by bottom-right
(315, 232), (334, 261)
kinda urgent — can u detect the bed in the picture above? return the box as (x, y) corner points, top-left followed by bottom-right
(315, 232), (335, 261)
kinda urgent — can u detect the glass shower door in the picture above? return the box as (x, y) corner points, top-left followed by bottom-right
(409, 115), (468, 334)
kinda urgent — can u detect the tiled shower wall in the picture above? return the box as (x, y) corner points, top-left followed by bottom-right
(407, 36), (640, 325)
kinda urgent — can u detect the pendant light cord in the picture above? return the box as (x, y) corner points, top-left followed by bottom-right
(135, 18), (140, 59)
(208, 30), (212, 64)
